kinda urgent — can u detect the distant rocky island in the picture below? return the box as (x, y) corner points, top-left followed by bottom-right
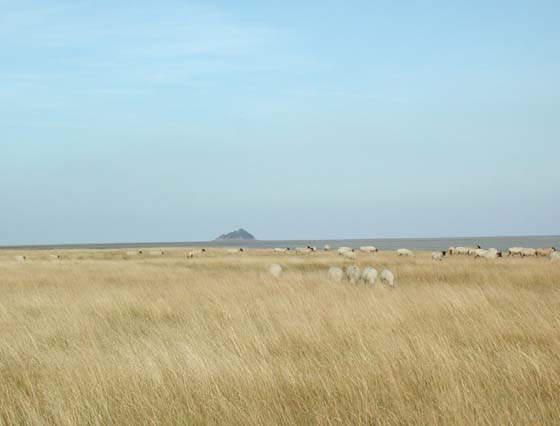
(215, 228), (256, 241)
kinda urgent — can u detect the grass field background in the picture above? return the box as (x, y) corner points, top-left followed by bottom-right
(1, 248), (559, 425)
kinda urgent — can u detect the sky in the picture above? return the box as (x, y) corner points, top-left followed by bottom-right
(1, 1), (559, 244)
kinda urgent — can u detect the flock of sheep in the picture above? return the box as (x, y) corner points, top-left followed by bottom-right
(9, 245), (558, 261)
(262, 244), (558, 286)
(8, 245), (559, 289)
(389, 246), (558, 261)
(281, 244), (557, 261)
(444, 245), (558, 260)
(327, 266), (394, 286)
(265, 263), (395, 286)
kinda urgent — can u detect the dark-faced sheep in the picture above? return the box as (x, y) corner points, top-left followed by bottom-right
(536, 247), (556, 257)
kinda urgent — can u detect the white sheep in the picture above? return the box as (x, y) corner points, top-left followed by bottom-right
(448, 246), (456, 255)
(268, 264), (282, 278)
(454, 246), (481, 255)
(323, 245), (331, 251)
(361, 267), (378, 284)
(126, 250), (142, 256)
(467, 247), (480, 255)
(341, 251), (356, 260)
(521, 248), (537, 257)
(149, 251), (164, 256)
(482, 248), (501, 259)
(454, 247), (470, 255)
(226, 248), (243, 254)
(508, 247), (524, 257)
(337, 247), (353, 255)
(473, 249), (488, 259)
(432, 251), (445, 261)
(295, 247), (312, 255)
(536, 247), (556, 257)
(345, 266), (361, 283)
(380, 269), (395, 287)
(397, 248), (413, 257)
(359, 246), (378, 253)
(14, 255), (26, 262)
(49, 254), (61, 260)
(273, 248), (288, 253)
(482, 250), (501, 259)
(328, 267), (344, 283)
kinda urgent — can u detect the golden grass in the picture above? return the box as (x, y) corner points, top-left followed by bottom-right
(0, 248), (559, 425)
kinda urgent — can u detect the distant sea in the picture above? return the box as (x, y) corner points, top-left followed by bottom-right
(2, 236), (558, 252)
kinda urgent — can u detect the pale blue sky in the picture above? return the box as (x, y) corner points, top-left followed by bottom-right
(1, 1), (559, 244)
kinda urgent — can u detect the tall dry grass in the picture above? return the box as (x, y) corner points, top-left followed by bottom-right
(0, 248), (559, 425)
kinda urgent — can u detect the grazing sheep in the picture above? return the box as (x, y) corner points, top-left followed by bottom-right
(295, 247), (312, 255)
(337, 247), (353, 255)
(454, 246), (481, 255)
(268, 264), (282, 278)
(361, 267), (378, 284)
(14, 255), (26, 262)
(188, 249), (206, 258)
(380, 269), (395, 287)
(49, 254), (61, 260)
(273, 248), (288, 253)
(397, 248), (413, 257)
(432, 251), (445, 261)
(323, 244), (331, 251)
(550, 252), (560, 262)
(328, 267), (344, 283)
(448, 247), (456, 255)
(126, 250), (142, 256)
(536, 247), (557, 257)
(341, 251), (356, 260)
(521, 248), (537, 257)
(360, 246), (378, 253)
(508, 247), (524, 257)
(454, 247), (470, 255)
(149, 251), (164, 256)
(482, 250), (502, 259)
(484, 248), (502, 258)
(473, 248), (502, 259)
(345, 266), (361, 283)
(473, 249), (488, 259)
(307, 245), (317, 252)
(226, 248), (243, 254)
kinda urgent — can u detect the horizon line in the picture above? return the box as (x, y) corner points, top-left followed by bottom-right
(1, 234), (559, 251)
